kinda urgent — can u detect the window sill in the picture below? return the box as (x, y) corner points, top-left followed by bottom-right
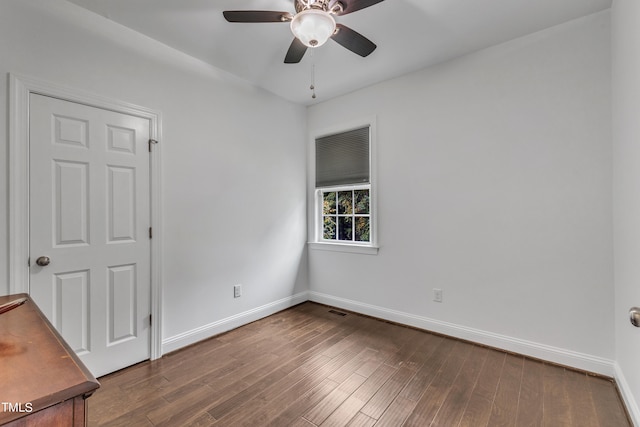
(308, 242), (379, 255)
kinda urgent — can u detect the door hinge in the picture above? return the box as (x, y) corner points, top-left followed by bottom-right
(27, 257), (30, 267)
(148, 139), (158, 152)
(149, 227), (153, 239)
(149, 314), (152, 327)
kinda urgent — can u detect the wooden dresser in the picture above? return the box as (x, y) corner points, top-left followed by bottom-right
(0, 294), (100, 426)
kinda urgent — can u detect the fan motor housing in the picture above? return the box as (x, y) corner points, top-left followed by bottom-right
(295, 0), (343, 14)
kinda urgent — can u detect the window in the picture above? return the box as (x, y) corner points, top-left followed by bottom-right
(321, 187), (370, 243)
(314, 125), (376, 251)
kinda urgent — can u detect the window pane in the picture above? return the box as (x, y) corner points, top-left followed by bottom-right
(354, 189), (369, 214)
(323, 216), (336, 240)
(355, 217), (370, 242)
(338, 191), (353, 215)
(338, 217), (353, 241)
(323, 192), (336, 215)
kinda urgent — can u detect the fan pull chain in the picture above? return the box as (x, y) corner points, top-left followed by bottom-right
(310, 51), (317, 99)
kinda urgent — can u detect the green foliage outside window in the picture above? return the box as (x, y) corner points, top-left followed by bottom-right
(322, 188), (370, 243)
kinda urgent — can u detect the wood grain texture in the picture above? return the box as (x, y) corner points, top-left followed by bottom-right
(0, 294), (99, 426)
(87, 302), (631, 426)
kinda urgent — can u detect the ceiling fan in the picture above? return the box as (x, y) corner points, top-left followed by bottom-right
(223, 0), (385, 64)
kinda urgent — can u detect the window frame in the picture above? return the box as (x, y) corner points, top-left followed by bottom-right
(309, 118), (378, 255)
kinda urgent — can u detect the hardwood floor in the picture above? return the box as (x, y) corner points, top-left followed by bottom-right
(88, 302), (631, 426)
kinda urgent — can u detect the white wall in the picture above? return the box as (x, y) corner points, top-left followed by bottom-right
(612, 0), (640, 423)
(0, 1), (308, 351)
(308, 12), (614, 374)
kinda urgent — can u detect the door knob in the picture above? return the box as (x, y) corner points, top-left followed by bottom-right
(35, 256), (51, 267)
(631, 307), (640, 328)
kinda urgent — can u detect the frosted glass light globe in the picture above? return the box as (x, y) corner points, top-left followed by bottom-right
(290, 9), (336, 48)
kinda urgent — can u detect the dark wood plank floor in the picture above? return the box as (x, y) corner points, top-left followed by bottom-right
(88, 302), (631, 426)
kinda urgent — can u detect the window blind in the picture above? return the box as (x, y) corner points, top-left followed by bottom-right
(315, 126), (370, 188)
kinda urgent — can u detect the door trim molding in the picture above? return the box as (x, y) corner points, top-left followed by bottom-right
(9, 73), (164, 361)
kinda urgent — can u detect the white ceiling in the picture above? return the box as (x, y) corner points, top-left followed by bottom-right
(65, 0), (611, 105)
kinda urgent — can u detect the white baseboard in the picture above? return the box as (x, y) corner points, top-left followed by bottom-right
(162, 291), (310, 354)
(615, 363), (640, 426)
(308, 291), (616, 377)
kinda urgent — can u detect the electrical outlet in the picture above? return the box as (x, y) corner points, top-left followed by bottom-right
(234, 284), (242, 298)
(433, 288), (443, 303)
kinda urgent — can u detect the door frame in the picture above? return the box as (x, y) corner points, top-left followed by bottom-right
(9, 73), (163, 361)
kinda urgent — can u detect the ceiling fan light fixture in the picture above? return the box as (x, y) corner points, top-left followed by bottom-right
(290, 9), (336, 48)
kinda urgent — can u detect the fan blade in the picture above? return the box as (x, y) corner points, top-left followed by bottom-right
(334, 0), (385, 15)
(284, 38), (308, 63)
(331, 24), (376, 57)
(223, 10), (292, 23)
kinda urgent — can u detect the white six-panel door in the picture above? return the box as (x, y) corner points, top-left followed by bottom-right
(29, 93), (151, 377)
